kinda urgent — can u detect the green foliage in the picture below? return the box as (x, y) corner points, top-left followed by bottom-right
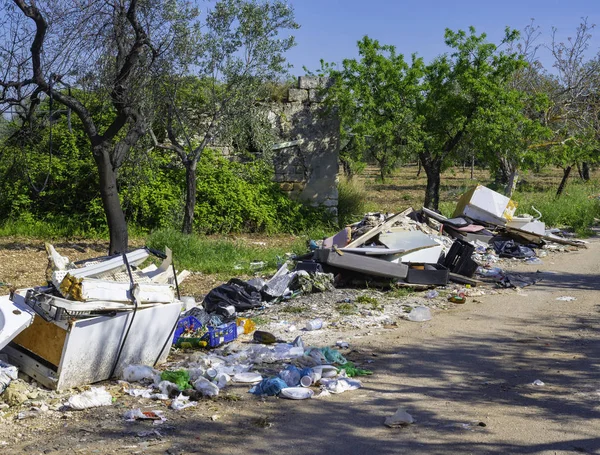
(512, 181), (600, 235)
(356, 295), (379, 305)
(193, 151), (332, 234)
(322, 37), (423, 181)
(336, 302), (358, 315)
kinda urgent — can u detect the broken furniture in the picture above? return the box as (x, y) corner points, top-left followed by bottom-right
(314, 248), (409, 279)
(454, 184), (517, 226)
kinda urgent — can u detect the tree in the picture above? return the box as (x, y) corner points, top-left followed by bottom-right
(416, 27), (526, 209)
(543, 19), (600, 195)
(152, 0), (299, 234)
(0, 0), (198, 253)
(323, 36), (424, 182)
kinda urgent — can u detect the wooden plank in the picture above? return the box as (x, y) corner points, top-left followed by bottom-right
(448, 272), (481, 286)
(345, 208), (413, 249)
(12, 316), (67, 367)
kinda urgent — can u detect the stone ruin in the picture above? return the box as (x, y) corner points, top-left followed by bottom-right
(268, 76), (340, 216)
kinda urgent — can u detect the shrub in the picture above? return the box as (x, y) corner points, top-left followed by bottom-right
(337, 176), (368, 227)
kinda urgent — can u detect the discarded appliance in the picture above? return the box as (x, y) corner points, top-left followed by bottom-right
(453, 185), (517, 225)
(3, 289), (182, 390)
(0, 244), (190, 390)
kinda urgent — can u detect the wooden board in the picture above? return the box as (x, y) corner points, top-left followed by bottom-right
(12, 316), (67, 367)
(345, 208), (413, 249)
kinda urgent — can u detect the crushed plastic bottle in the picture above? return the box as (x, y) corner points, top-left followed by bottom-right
(407, 306), (432, 322)
(425, 290), (439, 299)
(305, 318), (323, 331)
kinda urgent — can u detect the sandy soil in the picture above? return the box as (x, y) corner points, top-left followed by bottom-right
(1, 240), (599, 455)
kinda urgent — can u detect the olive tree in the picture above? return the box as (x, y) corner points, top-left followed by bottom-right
(0, 0), (198, 253)
(152, 0), (299, 234)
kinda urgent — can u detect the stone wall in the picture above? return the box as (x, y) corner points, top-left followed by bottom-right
(268, 76), (340, 216)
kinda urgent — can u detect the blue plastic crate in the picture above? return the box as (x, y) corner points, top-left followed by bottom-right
(173, 315), (204, 345)
(201, 322), (238, 348)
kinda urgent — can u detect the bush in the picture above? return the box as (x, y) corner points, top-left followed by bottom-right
(512, 181), (600, 236)
(337, 176), (368, 226)
(193, 151), (333, 234)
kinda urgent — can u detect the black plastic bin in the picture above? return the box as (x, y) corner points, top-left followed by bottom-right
(440, 239), (479, 277)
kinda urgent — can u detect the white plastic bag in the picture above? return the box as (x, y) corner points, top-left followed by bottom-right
(0, 361), (18, 394)
(121, 364), (157, 383)
(67, 387), (112, 410)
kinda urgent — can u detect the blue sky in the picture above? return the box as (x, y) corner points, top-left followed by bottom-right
(285, 0), (600, 75)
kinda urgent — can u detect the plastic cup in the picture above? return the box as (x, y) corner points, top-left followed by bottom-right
(300, 375), (313, 387)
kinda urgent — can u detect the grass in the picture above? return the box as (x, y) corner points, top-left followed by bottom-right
(388, 285), (415, 299)
(146, 228), (311, 274)
(512, 180), (600, 236)
(281, 305), (307, 314)
(356, 295), (379, 305)
(336, 302), (358, 315)
(337, 176), (373, 226)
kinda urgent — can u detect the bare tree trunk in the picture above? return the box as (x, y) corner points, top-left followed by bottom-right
(556, 166), (572, 197)
(470, 155), (474, 180)
(420, 152), (442, 210)
(505, 170), (519, 197)
(182, 162), (197, 234)
(417, 159), (422, 177)
(582, 162), (590, 181)
(93, 145), (128, 254)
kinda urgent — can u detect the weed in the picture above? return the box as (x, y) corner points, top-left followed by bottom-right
(281, 305), (306, 314)
(336, 302), (358, 315)
(221, 393), (242, 402)
(356, 295), (379, 305)
(250, 416), (273, 428)
(388, 285), (415, 299)
(251, 316), (268, 326)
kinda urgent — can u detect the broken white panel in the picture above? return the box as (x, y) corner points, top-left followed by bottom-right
(52, 248), (150, 287)
(0, 293), (35, 351)
(507, 217), (545, 236)
(340, 247), (406, 255)
(391, 245), (444, 264)
(79, 279), (175, 303)
(454, 185), (516, 223)
(145, 247), (175, 284)
(379, 231), (438, 252)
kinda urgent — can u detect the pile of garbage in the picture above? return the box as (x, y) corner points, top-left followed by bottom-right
(0, 183), (587, 413)
(117, 336), (369, 407)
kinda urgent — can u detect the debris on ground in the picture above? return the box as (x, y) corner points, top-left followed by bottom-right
(0, 183), (588, 439)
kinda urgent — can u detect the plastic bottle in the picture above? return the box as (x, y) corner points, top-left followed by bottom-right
(305, 318), (323, 331)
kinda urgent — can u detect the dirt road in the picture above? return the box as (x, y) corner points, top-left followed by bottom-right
(2, 240), (599, 455)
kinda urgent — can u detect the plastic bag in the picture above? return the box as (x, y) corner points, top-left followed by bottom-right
(203, 278), (262, 316)
(0, 361), (18, 394)
(121, 364), (157, 383)
(492, 238), (536, 259)
(249, 377), (288, 396)
(319, 347), (347, 365)
(407, 306), (432, 322)
(67, 387), (113, 410)
(278, 366), (302, 387)
(160, 370), (190, 390)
